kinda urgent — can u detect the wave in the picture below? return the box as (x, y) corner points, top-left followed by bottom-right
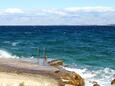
(0, 50), (19, 59)
(64, 67), (115, 86)
(3, 41), (20, 46)
(11, 42), (20, 46)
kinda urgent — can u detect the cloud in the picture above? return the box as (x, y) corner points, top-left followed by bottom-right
(6, 8), (24, 13)
(42, 9), (67, 16)
(65, 7), (115, 13)
(4, 8), (24, 14)
(0, 7), (115, 25)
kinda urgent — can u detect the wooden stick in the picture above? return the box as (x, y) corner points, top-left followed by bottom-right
(43, 48), (47, 65)
(37, 48), (40, 64)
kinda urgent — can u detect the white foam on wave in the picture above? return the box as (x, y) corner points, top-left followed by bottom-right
(12, 42), (19, 46)
(64, 67), (115, 86)
(0, 50), (42, 63)
(3, 41), (20, 46)
(0, 50), (19, 59)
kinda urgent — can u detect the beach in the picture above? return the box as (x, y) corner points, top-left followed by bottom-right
(0, 58), (60, 86)
(0, 72), (59, 86)
(0, 58), (84, 86)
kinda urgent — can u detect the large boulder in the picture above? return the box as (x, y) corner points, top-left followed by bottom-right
(48, 60), (64, 66)
(48, 59), (85, 86)
(111, 79), (115, 86)
(58, 71), (85, 86)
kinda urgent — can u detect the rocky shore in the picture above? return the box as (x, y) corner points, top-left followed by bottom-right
(0, 58), (85, 86)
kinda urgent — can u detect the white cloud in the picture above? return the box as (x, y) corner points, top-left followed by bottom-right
(42, 9), (67, 16)
(65, 7), (115, 13)
(4, 8), (24, 14)
(0, 7), (115, 25)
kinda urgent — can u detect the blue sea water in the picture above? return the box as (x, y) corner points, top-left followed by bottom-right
(0, 26), (115, 86)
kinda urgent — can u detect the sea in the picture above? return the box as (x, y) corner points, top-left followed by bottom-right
(0, 26), (115, 86)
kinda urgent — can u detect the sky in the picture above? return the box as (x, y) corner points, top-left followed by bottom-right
(0, 0), (115, 25)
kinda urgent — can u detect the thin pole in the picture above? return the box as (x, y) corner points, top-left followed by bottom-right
(43, 48), (47, 65)
(37, 48), (40, 64)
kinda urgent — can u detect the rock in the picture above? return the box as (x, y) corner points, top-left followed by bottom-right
(92, 81), (100, 86)
(93, 83), (100, 86)
(111, 79), (115, 85)
(47, 58), (84, 86)
(48, 60), (63, 66)
(60, 71), (85, 86)
(65, 84), (74, 86)
(19, 81), (24, 86)
(71, 72), (85, 86)
(54, 70), (60, 73)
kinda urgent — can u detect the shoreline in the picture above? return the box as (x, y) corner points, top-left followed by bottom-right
(0, 58), (85, 86)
